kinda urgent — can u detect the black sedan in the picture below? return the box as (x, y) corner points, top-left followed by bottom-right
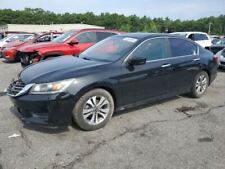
(7, 33), (219, 131)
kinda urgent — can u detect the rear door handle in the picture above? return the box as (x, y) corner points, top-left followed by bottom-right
(161, 64), (171, 68)
(193, 58), (200, 61)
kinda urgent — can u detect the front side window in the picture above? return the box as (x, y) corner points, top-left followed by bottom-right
(188, 34), (194, 40)
(75, 32), (97, 43)
(130, 38), (168, 61)
(169, 38), (198, 57)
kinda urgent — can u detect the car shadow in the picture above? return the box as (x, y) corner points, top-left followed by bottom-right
(114, 95), (181, 117)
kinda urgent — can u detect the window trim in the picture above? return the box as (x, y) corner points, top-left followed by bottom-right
(124, 37), (199, 63)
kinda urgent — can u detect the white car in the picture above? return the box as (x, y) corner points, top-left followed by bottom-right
(0, 34), (34, 48)
(171, 32), (212, 48)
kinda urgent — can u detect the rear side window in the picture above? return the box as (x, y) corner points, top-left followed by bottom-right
(131, 38), (168, 61)
(76, 32), (97, 43)
(194, 34), (208, 41)
(169, 38), (198, 57)
(96, 32), (116, 42)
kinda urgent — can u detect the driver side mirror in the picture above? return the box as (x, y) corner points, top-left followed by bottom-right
(68, 39), (79, 45)
(126, 58), (146, 71)
(129, 58), (146, 66)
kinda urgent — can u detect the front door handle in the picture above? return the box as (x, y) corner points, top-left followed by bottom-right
(161, 63), (171, 68)
(193, 58), (200, 61)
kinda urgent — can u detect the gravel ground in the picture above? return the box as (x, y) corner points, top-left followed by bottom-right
(0, 58), (225, 169)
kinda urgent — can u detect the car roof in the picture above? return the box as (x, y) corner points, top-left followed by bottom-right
(66, 28), (121, 34)
(172, 31), (208, 35)
(117, 33), (178, 40)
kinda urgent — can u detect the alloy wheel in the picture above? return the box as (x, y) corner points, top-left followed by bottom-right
(195, 74), (208, 95)
(82, 96), (110, 125)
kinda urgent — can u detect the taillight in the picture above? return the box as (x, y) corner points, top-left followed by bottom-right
(213, 55), (220, 65)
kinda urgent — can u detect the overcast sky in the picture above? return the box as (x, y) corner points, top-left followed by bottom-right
(0, 0), (224, 20)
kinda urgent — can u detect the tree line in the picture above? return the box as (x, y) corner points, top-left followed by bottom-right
(0, 8), (224, 35)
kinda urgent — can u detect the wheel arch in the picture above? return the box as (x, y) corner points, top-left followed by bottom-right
(202, 69), (211, 84)
(75, 83), (118, 109)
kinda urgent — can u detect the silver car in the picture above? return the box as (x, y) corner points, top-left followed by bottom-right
(217, 49), (225, 69)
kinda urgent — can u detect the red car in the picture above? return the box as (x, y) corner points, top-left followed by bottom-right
(1, 32), (62, 62)
(18, 29), (121, 67)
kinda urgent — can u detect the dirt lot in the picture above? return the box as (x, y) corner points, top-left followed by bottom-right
(0, 58), (225, 169)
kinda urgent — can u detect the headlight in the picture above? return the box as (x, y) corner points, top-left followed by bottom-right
(30, 79), (75, 94)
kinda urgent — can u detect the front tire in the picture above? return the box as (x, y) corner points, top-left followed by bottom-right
(190, 71), (209, 98)
(73, 89), (114, 131)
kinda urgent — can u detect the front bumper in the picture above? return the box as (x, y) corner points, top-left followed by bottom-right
(9, 93), (75, 128)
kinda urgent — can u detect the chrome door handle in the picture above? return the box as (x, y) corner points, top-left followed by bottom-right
(193, 58), (200, 61)
(161, 64), (171, 68)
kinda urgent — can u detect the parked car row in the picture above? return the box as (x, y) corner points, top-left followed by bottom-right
(6, 32), (219, 131)
(0, 33), (35, 57)
(0, 29), (121, 66)
(1, 32), (62, 61)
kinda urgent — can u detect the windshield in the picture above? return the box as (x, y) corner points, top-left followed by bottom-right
(23, 34), (35, 42)
(1, 34), (33, 42)
(1, 34), (16, 42)
(216, 38), (225, 45)
(79, 36), (138, 62)
(52, 30), (76, 43)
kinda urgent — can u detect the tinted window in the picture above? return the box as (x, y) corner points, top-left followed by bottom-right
(169, 38), (198, 57)
(130, 38), (168, 61)
(194, 34), (208, 41)
(76, 32), (97, 43)
(96, 32), (116, 42)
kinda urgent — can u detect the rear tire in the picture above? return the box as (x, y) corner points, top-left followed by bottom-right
(73, 89), (114, 131)
(190, 71), (209, 98)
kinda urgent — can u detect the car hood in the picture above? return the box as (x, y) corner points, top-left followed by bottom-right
(0, 41), (7, 47)
(211, 44), (225, 47)
(19, 42), (64, 52)
(20, 57), (108, 84)
(3, 40), (27, 48)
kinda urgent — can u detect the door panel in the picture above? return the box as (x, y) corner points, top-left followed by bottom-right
(167, 38), (200, 95)
(168, 55), (200, 95)
(118, 38), (171, 105)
